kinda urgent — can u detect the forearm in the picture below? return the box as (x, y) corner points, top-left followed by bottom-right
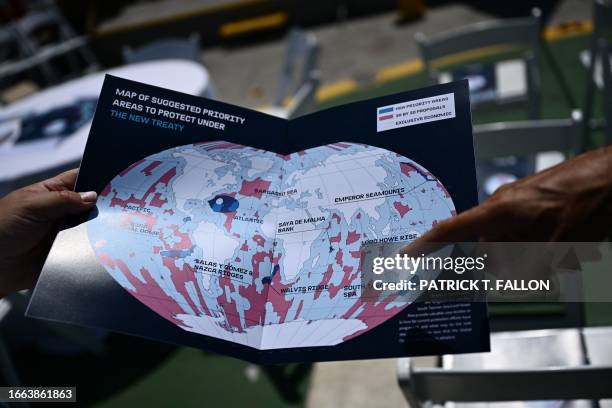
(573, 145), (612, 231)
(596, 145), (612, 234)
(538, 145), (612, 240)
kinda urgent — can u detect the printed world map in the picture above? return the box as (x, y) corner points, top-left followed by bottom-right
(87, 141), (455, 349)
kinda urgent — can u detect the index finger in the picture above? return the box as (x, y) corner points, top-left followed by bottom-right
(399, 205), (492, 257)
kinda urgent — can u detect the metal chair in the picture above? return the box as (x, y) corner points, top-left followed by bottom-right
(0, 26), (27, 96)
(122, 33), (202, 64)
(274, 28), (320, 108)
(416, 9), (542, 120)
(13, 3), (99, 84)
(473, 110), (584, 162)
(286, 70), (321, 119)
(582, 0), (612, 139)
(473, 110), (583, 205)
(261, 71), (320, 119)
(398, 328), (612, 407)
(474, 112), (585, 332)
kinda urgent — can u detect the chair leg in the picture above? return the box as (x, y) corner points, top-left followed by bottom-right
(601, 42), (612, 144)
(583, 40), (598, 141)
(525, 51), (541, 120)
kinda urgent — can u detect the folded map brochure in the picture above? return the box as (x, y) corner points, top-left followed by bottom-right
(27, 75), (490, 364)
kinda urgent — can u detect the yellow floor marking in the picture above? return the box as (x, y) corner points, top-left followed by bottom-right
(544, 20), (592, 40)
(219, 12), (287, 37)
(375, 59), (423, 83)
(315, 79), (359, 101)
(96, 0), (271, 36)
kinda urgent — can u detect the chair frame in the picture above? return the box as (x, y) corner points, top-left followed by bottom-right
(398, 327), (612, 407)
(0, 26), (30, 91)
(286, 70), (320, 119)
(600, 38), (612, 142)
(473, 110), (584, 161)
(416, 9), (542, 119)
(583, 0), (612, 139)
(275, 28), (320, 108)
(473, 113), (585, 331)
(399, 360), (612, 407)
(11, 4), (98, 85)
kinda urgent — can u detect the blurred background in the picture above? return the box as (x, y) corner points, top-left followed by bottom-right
(1, 0), (612, 407)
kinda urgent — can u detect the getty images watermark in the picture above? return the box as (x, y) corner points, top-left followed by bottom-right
(359, 242), (612, 303)
(371, 252), (551, 292)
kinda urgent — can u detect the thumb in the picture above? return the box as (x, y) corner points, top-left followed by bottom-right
(24, 190), (97, 222)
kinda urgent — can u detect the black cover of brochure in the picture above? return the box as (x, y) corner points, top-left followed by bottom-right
(26, 75), (490, 363)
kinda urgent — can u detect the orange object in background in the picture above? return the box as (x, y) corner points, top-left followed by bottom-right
(397, 0), (427, 20)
